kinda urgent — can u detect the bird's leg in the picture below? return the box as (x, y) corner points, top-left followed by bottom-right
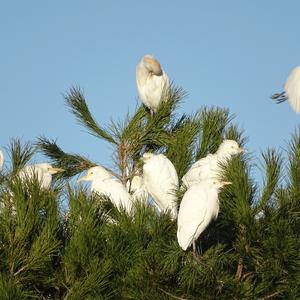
(276, 98), (288, 104)
(192, 240), (201, 261)
(270, 91), (287, 104)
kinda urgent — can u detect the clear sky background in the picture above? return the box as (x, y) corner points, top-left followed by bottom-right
(1, 1), (299, 181)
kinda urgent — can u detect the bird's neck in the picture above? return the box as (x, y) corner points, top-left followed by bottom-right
(216, 151), (232, 162)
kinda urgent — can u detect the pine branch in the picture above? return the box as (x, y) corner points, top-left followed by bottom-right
(165, 114), (200, 178)
(65, 86), (117, 144)
(8, 139), (35, 174)
(256, 149), (282, 212)
(108, 85), (186, 181)
(288, 127), (300, 191)
(196, 107), (233, 160)
(36, 137), (96, 178)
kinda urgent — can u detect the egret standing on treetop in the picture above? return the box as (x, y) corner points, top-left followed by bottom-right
(77, 166), (133, 214)
(142, 153), (178, 219)
(271, 65), (300, 113)
(0, 150), (4, 171)
(18, 163), (64, 189)
(182, 140), (245, 188)
(177, 179), (231, 251)
(136, 54), (170, 114)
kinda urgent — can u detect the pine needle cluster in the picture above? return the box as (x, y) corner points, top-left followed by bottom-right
(0, 85), (299, 299)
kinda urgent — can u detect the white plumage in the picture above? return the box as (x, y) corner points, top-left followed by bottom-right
(0, 150), (4, 171)
(127, 175), (149, 203)
(182, 140), (245, 188)
(142, 153), (178, 218)
(17, 163), (64, 189)
(78, 166), (133, 214)
(271, 65), (300, 113)
(177, 179), (231, 251)
(136, 54), (170, 113)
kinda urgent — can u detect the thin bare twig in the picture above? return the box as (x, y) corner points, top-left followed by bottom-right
(158, 288), (189, 300)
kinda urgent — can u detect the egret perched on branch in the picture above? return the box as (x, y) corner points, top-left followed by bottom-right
(271, 65), (300, 113)
(142, 153), (178, 218)
(127, 175), (149, 203)
(18, 163), (64, 189)
(182, 140), (245, 188)
(0, 150), (4, 171)
(177, 179), (231, 251)
(136, 54), (170, 113)
(78, 166), (133, 214)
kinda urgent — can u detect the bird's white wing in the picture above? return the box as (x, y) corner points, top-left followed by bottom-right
(182, 154), (215, 187)
(143, 154), (178, 218)
(94, 178), (133, 214)
(142, 72), (169, 112)
(285, 66), (300, 113)
(177, 186), (208, 250)
(154, 155), (178, 211)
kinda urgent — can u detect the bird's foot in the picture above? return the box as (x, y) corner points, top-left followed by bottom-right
(270, 92), (287, 104)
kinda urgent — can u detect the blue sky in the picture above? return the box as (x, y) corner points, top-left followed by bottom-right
(1, 1), (299, 180)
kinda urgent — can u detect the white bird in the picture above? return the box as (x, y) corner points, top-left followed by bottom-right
(17, 163), (64, 189)
(127, 175), (149, 203)
(271, 65), (300, 113)
(182, 140), (245, 188)
(136, 54), (170, 113)
(77, 166), (133, 214)
(0, 150), (4, 171)
(142, 153), (179, 218)
(177, 179), (231, 251)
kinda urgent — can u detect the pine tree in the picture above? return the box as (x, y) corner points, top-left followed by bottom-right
(0, 84), (299, 299)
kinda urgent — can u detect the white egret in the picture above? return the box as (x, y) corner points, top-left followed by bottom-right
(77, 166), (133, 214)
(271, 65), (300, 113)
(177, 179), (231, 251)
(18, 163), (64, 189)
(127, 175), (149, 203)
(0, 150), (4, 171)
(136, 54), (170, 113)
(182, 140), (245, 188)
(142, 153), (178, 219)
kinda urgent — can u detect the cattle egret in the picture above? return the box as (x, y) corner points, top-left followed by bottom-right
(77, 166), (133, 214)
(127, 175), (149, 203)
(182, 140), (245, 188)
(271, 66), (300, 113)
(18, 163), (64, 189)
(136, 54), (170, 113)
(177, 179), (231, 251)
(0, 150), (4, 171)
(142, 153), (179, 218)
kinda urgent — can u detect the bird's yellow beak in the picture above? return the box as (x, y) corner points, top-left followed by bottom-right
(49, 167), (65, 174)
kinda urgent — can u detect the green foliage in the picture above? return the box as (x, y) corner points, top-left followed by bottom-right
(65, 86), (117, 144)
(36, 137), (96, 179)
(9, 139), (35, 175)
(0, 84), (299, 299)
